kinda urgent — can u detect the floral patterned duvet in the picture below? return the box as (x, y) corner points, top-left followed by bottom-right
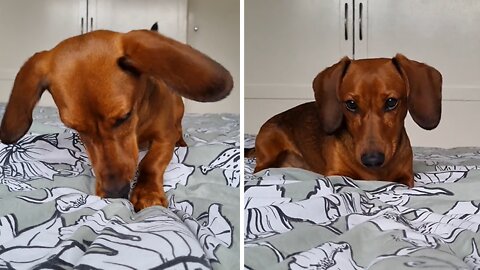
(244, 134), (480, 270)
(0, 105), (239, 269)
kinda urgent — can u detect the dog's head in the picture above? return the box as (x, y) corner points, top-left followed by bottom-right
(0, 29), (233, 198)
(313, 54), (442, 169)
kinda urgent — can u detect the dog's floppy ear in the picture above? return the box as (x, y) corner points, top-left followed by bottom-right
(120, 30), (233, 102)
(393, 54), (442, 130)
(313, 57), (351, 134)
(0, 52), (50, 144)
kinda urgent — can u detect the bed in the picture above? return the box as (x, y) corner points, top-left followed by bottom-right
(244, 134), (480, 269)
(0, 104), (239, 269)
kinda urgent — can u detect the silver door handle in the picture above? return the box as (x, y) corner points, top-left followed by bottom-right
(81, 17), (84, 34)
(344, 3), (348, 40)
(359, 2), (363, 41)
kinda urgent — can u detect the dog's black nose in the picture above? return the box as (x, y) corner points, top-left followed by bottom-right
(104, 184), (130, 199)
(361, 152), (385, 168)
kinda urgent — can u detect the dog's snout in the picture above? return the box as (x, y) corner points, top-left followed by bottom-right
(361, 152), (385, 168)
(104, 183), (131, 199)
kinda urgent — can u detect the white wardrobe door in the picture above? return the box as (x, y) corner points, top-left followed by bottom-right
(184, 0), (240, 114)
(358, 0), (480, 146)
(0, 0), (86, 106)
(357, 0), (480, 95)
(245, 0), (351, 134)
(90, 0), (187, 42)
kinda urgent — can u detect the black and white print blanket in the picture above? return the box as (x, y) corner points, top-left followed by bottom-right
(244, 134), (480, 270)
(0, 105), (239, 269)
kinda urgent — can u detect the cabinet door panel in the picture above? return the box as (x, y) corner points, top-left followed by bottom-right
(245, 0), (351, 100)
(91, 0), (187, 42)
(0, 0), (86, 105)
(245, 0), (351, 133)
(357, 0), (480, 99)
(358, 0), (480, 146)
(184, 0), (240, 114)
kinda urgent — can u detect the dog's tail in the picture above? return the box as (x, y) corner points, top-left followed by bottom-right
(150, 22), (159, 32)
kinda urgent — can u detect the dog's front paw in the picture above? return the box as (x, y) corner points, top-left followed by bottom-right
(130, 187), (168, 211)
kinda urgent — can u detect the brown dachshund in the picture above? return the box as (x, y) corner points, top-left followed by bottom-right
(253, 54), (442, 187)
(0, 29), (233, 210)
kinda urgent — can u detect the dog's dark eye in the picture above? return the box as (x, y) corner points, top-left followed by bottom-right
(345, 100), (358, 112)
(114, 111), (132, 127)
(385, 98), (398, 111)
